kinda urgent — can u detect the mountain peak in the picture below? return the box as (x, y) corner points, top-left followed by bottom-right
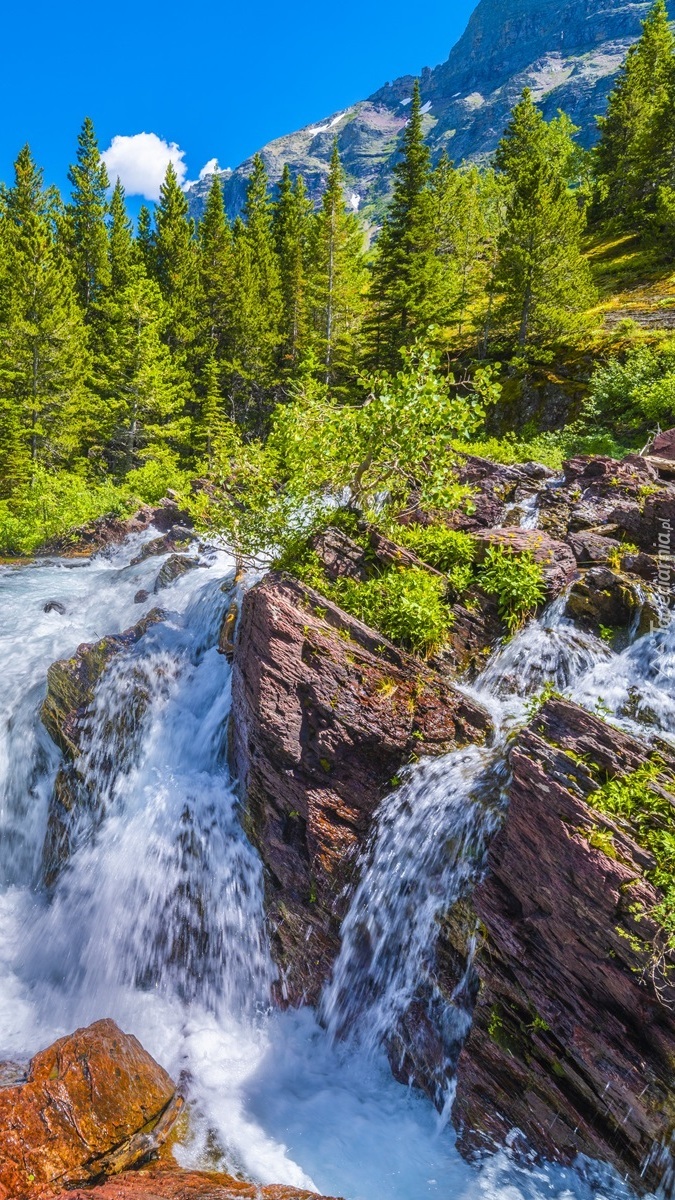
(187, 0), (653, 222)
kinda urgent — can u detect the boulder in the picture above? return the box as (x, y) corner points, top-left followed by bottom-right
(130, 529), (196, 566)
(451, 698), (675, 1194)
(311, 527), (369, 582)
(0, 1020), (181, 1200)
(564, 565), (649, 633)
(55, 1167), (342, 1199)
(566, 529), (621, 566)
(231, 572), (492, 1005)
(154, 554), (202, 591)
(651, 428), (675, 460)
(44, 600), (66, 615)
(36, 501), (192, 560)
(471, 527), (577, 601)
(436, 588), (504, 678)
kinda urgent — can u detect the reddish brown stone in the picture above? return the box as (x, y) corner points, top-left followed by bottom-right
(0, 1020), (179, 1200)
(451, 699), (675, 1193)
(36, 501), (192, 559)
(53, 1165), (342, 1200)
(231, 572), (492, 1004)
(651, 428), (675, 461)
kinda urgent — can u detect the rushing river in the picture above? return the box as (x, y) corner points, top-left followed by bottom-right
(0, 533), (660, 1200)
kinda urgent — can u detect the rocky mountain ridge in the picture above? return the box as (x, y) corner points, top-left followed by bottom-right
(187, 0), (655, 222)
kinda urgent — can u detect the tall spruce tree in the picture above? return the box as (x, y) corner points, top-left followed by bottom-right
(66, 117), (111, 316)
(96, 274), (191, 473)
(273, 165), (312, 375)
(108, 179), (139, 294)
(152, 163), (199, 360)
(197, 174), (233, 362)
(493, 89), (594, 351)
(594, 0), (675, 229)
(226, 156), (283, 430)
(368, 80), (448, 369)
(0, 146), (90, 473)
(309, 141), (366, 387)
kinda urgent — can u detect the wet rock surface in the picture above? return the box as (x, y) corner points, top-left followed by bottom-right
(55, 1168), (341, 1200)
(154, 554), (202, 591)
(0, 1020), (180, 1200)
(231, 571), (493, 1004)
(451, 698), (675, 1193)
(36, 500), (192, 559)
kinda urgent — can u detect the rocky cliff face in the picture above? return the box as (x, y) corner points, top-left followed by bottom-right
(230, 571), (493, 1005)
(187, 0), (654, 222)
(452, 698), (675, 1194)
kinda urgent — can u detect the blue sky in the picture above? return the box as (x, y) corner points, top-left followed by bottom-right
(0, 0), (476, 202)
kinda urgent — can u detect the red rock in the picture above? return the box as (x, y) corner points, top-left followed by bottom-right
(231, 572), (492, 1004)
(0, 1020), (180, 1199)
(54, 1165), (342, 1199)
(451, 699), (675, 1193)
(651, 428), (675, 460)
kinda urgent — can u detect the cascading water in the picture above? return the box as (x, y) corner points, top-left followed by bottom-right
(321, 605), (611, 1076)
(0, 535), (655, 1200)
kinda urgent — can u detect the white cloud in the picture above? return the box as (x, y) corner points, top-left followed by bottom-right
(101, 133), (187, 202)
(199, 157), (220, 180)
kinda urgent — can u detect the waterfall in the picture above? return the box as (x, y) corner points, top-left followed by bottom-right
(0, 537), (650, 1200)
(321, 606), (611, 1066)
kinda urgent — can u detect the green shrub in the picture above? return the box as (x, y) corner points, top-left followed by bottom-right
(589, 761), (675, 955)
(478, 545), (546, 632)
(274, 538), (329, 592)
(335, 567), (452, 657)
(391, 523), (475, 594)
(462, 426), (629, 471)
(0, 469), (131, 556)
(588, 341), (675, 439)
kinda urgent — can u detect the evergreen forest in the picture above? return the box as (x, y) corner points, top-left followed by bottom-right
(3, 0), (675, 562)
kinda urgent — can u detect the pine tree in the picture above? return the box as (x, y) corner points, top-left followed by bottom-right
(309, 141), (366, 387)
(493, 89), (594, 351)
(108, 179), (139, 294)
(137, 204), (155, 275)
(197, 174), (233, 361)
(368, 80), (447, 369)
(429, 157), (504, 339)
(66, 117), (111, 315)
(96, 274), (191, 473)
(152, 163), (200, 360)
(594, 0), (675, 228)
(199, 353), (232, 472)
(226, 156), (283, 430)
(273, 165), (313, 375)
(0, 146), (90, 472)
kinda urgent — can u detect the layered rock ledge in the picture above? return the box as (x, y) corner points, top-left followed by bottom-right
(451, 699), (675, 1193)
(231, 570), (493, 1005)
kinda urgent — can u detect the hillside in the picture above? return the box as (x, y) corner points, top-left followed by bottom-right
(187, 0), (653, 222)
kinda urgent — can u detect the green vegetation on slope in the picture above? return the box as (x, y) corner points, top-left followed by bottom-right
(1, 3), (675, 555)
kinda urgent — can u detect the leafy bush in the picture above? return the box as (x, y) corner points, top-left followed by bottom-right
(123, 447), (191, 505)
(478, 545), (546, 632)
(0, 469), (131, 556)
(392, 524), (475, 592)
(589, 761), (675, 956)
(588, 341), (675, 439)
(463, 426), (629, 471)
(335, 568), (452, 657)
